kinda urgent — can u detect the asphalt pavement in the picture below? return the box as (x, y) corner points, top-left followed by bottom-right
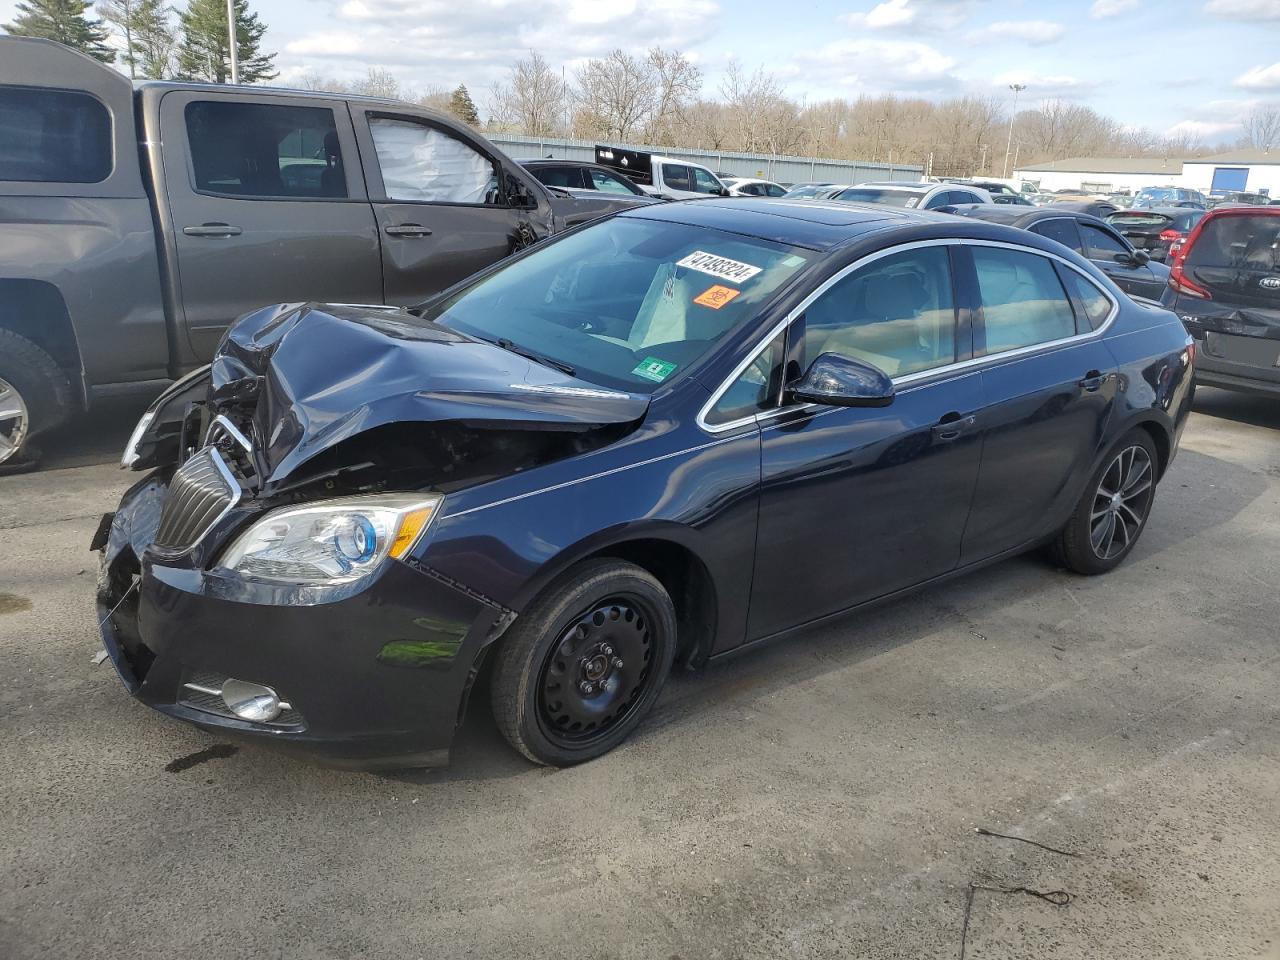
(1, 388), (1278, 959)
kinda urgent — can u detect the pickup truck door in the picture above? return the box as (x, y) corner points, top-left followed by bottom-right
(157, 90), (382, 359)
(351, 109), (552, 305)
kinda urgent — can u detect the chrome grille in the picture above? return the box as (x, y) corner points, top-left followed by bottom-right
(152, 447), (240, 555)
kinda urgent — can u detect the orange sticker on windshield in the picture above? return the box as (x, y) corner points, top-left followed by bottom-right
(693, 285), (741, 309)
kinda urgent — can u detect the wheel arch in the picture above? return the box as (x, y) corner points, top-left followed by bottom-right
(507, 522), (721, 669)
(0, 279), (87, 409)
(1108, 411), (1173, 480)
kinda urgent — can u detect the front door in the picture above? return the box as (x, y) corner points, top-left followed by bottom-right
(355, 111), (543, 305)
(748, 244), (984, 641)
(958, 243), (1119, 564)
(1078, 221), (1161, 298)
(160, 91), (382, 359)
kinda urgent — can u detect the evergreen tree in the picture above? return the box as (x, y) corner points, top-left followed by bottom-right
(449, 84), (480, 126)
(97, 0), (174, 78)
(175, 0), (275, 84)
(3, 0), (115, 63)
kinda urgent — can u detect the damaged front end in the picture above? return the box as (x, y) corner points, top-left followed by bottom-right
(95, 301), (650, 767)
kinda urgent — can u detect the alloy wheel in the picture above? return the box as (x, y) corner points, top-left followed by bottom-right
(0, 377), (29, 465)
(1090, 444), (1154, 561)
(537, 595), (656, 747)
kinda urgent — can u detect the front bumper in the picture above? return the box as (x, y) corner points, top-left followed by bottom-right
(96, 474), (510, 770)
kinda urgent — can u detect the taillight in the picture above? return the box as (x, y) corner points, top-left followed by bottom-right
(1158, 229), (1180, 243)
(1167, 221), (1211, 299)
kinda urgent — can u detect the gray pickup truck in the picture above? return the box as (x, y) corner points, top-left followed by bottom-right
(0, 37), (650, 467)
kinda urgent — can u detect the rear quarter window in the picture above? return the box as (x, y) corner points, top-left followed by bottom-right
(0, 85), (112, 184)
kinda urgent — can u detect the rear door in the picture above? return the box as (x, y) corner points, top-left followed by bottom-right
(353, 109), (547, 305)
(959, 242), (1119, 564)
(1179, 211), (1280, 385)
(159, 90), (381, 359)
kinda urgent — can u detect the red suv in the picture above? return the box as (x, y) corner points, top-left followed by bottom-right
(1161, 206), (1280, 397)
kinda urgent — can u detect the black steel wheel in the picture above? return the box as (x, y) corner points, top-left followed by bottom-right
(490, 559), (676, 766)
(1053, 428), (1160, 575)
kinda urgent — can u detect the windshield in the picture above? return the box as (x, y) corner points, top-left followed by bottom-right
(420, 217), (813, 393)
(834, 188), (921, 207)
(783, 184), (832, 198)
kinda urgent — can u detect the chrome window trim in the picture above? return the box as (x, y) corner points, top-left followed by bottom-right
(696, 237), (1119, 436)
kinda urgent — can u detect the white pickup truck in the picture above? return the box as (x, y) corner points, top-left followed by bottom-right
(594, 146), (729, 200)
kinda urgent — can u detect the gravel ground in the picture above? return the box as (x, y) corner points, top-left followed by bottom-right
(1, 387), (1278, 960)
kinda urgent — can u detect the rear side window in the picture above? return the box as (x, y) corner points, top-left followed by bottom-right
(186, 101), (346, 199)
(1185, 214), (1280, 270)
(1059, 269), (1113, 330)
(533, 165), (585, 189)
(662, 164), (693, 191)
(0, 86), (112, 183)
(1030, 218), (1081, 251)
(972, 247), (1077, 354)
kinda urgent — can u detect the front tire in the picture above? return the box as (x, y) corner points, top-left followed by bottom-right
(490, 559), (677, 766)
(1054, 429), (1159, 575)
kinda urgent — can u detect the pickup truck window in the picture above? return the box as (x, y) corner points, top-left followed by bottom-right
(185, 101), (346, 199)
(368, 117), (497, 205)
(0, 85), (111, 183)
(661, 164), (693, 191)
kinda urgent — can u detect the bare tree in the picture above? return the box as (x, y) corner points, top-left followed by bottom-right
(645, 47), (701, 144)
(351, 67), (402, 100)
(575, 49), (653, 141)
(1242, 104), (1280, 150)
(488, 51), (565, 136)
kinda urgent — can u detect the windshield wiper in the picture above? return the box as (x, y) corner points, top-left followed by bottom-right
(495, 337), (576, 376)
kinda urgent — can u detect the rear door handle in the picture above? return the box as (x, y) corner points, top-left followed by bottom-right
(931, 413), (977, 442)
(384, 223), (432, 237)
(1078, 370), (1107, 392)
(183, 223), (242, 237)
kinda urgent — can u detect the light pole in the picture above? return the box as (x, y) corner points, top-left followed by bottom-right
(872, 116), (887, 164)
(226, 0), (240, 84)
(1002, 83), (1025, 178)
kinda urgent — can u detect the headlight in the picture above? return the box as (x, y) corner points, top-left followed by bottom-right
(218, 494), (442, 584)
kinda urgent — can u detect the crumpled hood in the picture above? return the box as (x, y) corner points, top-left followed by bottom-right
(212, 302), (650, 485)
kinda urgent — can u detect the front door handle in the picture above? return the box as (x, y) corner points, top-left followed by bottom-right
(384, 223), (432, 237)
(931, 412), (977, 442)
(1078, 370), (1107, 392)
(183, 222), (242, 237)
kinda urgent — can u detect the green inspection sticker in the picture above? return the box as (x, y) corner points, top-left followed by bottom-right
(633, 357), (677, 383)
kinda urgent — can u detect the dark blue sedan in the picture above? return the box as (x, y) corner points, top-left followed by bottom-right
(99, 199), (1196, 769)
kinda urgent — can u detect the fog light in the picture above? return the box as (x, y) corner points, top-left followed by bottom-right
(221, 678), (282, 722)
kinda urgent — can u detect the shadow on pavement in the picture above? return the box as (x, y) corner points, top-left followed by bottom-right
(32, 393), (156, 472)
(1192, 386), (1280, 431)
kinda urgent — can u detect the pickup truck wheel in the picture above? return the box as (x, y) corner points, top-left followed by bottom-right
(490, 559), (677, 767)
(0, 329), (72, 467)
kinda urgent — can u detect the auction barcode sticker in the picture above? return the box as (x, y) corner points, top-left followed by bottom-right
(677, 251), (763, 284)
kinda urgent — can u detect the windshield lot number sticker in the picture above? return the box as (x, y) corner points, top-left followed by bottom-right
(693, 285), (742, 309)
(633, 357), (677, 382)
(677, 251), (762, 284)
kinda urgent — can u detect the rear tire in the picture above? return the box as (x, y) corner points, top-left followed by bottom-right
(490, 559), (677, 767)
(0, 329), (73, 468)
(1053, 429), (1159, 575)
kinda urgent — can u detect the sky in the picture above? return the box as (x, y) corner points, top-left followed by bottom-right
(5, 0), (1280, 143)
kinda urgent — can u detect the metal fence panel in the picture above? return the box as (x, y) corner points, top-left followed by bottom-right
(488, 134), (923, 186)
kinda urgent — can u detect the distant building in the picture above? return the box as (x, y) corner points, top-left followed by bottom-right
(1179, 148), (1280, 197)
(1014, 151), (1279, 197)
(1012, 157), (1187, 194)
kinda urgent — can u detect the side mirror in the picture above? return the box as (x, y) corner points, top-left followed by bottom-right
(1126, 249), (1151, 266)
(787, 353), (895, 408)
(719, 187), (731, 197)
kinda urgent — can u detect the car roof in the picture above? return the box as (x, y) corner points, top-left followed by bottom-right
(952, 205), (1112, 229)
(618, 197), (956, 250)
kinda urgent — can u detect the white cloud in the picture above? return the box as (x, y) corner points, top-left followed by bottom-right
(795, 38), (958, 94)
(1204, 0), (1280, 20)
(867, 0), (916, 27)
(840, 0), (974, 32)
(1165, 119), (1240, 139)
(967, 20), (1066, 45)
(1235, 62), (1280, 89)
(1090, 0), (1141, 18)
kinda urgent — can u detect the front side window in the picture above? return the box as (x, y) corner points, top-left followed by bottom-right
(705, 332), (785, 426)
(662, 164), (693, 191)
(421, 217), (813, 393)
(1081, 224), (1130, 261)
(186, 101), (346, 199)
(368, 117), (496, 204)
(972, 247), (1077, 354)
(1030, 218), (1082, 252)
(0, 85), (112, 184)
(764, 184), (786, 198)
(803, 246), (957, 378)
(692, 167), (723, 195)
(589, 168), (639, 195)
